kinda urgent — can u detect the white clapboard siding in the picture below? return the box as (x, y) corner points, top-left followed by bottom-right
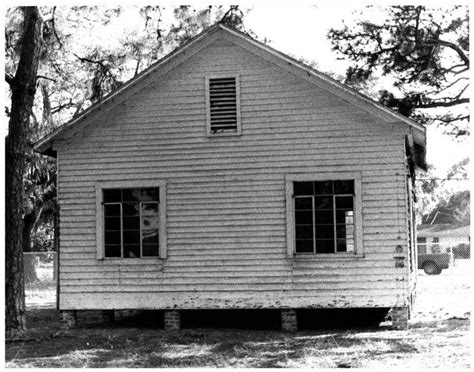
(55, 36), (412, 310)
(59, 291), (407, 310)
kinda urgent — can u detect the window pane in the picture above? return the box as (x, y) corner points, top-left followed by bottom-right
(123, 230), (140, 244)
(336, 239), (347, 252)
(105, 217), (121, 231)
(105, 245), (121, 257)
(104, 204), (121, 217)
(315, 239), (335, 253)
(296, 240), (314, 253)
(143, 244), (159, 257)
(295, 197), (312, 210)
(294, 182), (313, 196)
(336, 210), (353, 224)
(142, 234), (159, 245)
(122, 188), (140, 202)
(141, 188), (159, 202)
(334, 180), (354, 195)
(336, 224), (347, 239)
(296, 225), (313, 240)
(142, 223), (159, 241)
(124, 244), (140, 258)
(123, 216), (140, 230)
(295, 210), (313, 225)
(314, 181), (333, 195)
(314, 196), (333, 210)
(418, 244), (427, 254)
(141, 203), (159, 248)
(123, 202), (139, 216)
(141, 202), (158, 216)
(103, 189), (121, 203)
(338, 223), (354, 239)
(105, 231), (121, 245)
(315, 210), (333, 224)
(315, 225), (334, 239)
(336, 196), (353, 209)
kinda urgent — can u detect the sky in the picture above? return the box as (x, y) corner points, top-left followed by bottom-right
(242, 3), (471, 176)
(2, 1), (471, 176)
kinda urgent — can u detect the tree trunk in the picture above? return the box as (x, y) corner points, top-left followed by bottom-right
(5, 7), (43, 339)
(23, 255), (39, 284)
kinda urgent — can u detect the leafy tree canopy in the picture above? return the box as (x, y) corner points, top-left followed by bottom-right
(416, 158), (470, 225)
(328, 5), (469, 137)
(422, 190), (470, 225)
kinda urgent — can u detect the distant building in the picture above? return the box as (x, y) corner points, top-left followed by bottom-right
(417, 224), (470, 256)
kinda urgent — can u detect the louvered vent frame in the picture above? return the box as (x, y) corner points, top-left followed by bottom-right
(205, 74), (241, 136)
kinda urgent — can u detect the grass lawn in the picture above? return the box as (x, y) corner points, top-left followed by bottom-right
(5, 260), (471, 368)
(5, 308), (470, 368)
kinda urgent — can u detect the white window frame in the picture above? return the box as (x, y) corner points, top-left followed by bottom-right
(285, 172), (363, 258)
(95, 180), (167, 260)
(205, 73), (242, 137)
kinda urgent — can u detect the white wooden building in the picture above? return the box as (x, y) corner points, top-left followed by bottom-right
(35, 23), (426, 330)
(417, 224), (470, 254)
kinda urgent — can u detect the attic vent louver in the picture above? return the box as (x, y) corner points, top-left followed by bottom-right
(206, 75), (241, 135)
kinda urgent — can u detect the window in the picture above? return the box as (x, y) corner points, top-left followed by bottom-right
(103, 188), (159, 258)
(286, 173), (362, 257)
(96, 182), (167, 260)
(417, 237), (427, 254)
(431, 237), (441, 253)
(205, 75), (241, 136)
(294, 180), (355, 253)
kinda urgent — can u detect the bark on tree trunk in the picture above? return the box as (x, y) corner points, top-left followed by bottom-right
(5, 6), (43, 338)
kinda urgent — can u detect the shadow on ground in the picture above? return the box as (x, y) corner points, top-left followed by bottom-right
(86, 307), (390, 330)
(6, 307), (470, 368)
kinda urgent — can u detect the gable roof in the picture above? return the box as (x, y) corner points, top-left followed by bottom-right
(417, 224), (470, 238)
(34, 22), (426, 165)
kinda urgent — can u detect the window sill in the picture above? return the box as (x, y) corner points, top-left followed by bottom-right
(99, 257), (164, 265)
(293, 253), (364, 260)
(207, 132), (242, 138)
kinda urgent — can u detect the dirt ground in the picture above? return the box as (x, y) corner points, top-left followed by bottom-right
(5, 260), (471, 368)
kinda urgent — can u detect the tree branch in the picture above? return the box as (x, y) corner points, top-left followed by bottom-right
(454, 84), (469, 100)
(36, 75), (56, 83)
(5, 73), (14, 86)
(51, 99), (75, 114)
(31, 184), (56, 236)
(72, 53), (119, 82)
(418, 97), (469, 109)
(441, 63), (469, 74)
(435, 114), (469, 123)
(436, 77), (469, 93)
(421, 39), (469, 67)
(40, 83), (52, 126)
(50, 7), (63, 49)
(134, 59), (140, 77)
